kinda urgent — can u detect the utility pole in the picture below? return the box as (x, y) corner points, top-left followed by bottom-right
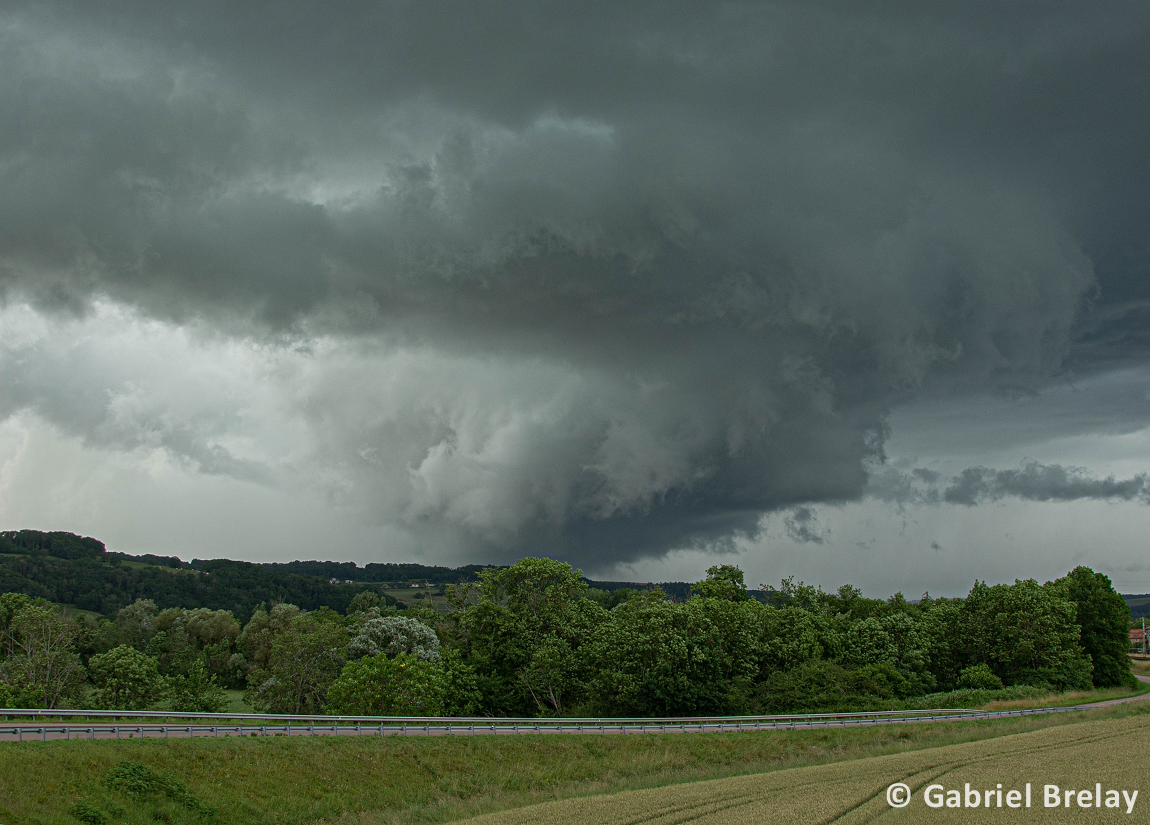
(1143, 617), (1146, 657)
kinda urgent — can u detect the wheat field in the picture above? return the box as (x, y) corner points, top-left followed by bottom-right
(456, 715), (1150, 824)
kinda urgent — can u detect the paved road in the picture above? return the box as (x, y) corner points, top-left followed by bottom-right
(3, 676), (1148, 742)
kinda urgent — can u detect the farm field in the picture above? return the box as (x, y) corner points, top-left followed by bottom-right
(460, 714), (1150, 824)
(2, 704), (1148, 825)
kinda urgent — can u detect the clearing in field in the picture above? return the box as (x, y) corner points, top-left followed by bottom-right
(458, 715), (1150, 824)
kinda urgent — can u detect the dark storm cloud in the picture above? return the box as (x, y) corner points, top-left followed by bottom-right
(0, 2), (1148, 564)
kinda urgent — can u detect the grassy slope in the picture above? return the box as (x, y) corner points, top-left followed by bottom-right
(3, 703), (1150, 825)
(460, 713), (1150, 824)
(977, 680), (1149, 710)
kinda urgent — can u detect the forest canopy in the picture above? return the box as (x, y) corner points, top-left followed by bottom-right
(0, 535), (1135, 717)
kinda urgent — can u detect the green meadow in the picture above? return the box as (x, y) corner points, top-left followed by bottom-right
(3, 702), (1149, 825)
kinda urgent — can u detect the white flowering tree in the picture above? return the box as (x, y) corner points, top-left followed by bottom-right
(348, 617), (440, 661)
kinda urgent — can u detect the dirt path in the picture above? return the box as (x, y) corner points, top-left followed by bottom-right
(1077, 674), (1150, 709)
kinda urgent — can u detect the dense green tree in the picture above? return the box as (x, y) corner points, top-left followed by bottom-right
(327, 652), (447, 716)
(688, 581), (762, 711)
(917, 597), (968, 691)
(346, 590), (383, 616)
(757, 605), (828, 676)
(0, 531), (381, 619)
(115, 600), (160, 649)
(847, 661), (914, 700)
(757, 660), (850, 712)
(246, 612), (346, 713)
(0, 552), (1138, 717)
(964, 579), (1093, 690)
(692, 565), (750, 602)
(0, 598), (86, 708)
(763, 577), (825, 611)
(146, 629), (196, 676)
(1056, 566), (1135, 688)
(841, 613), (934, 694)
(238, 603), (301, 676)
(585, 593), (735, 715)
(168, 659), (229, 713)
(88, 645), (166, 710)
(348, 617), (440, 661)
(453, 558), (601, 715)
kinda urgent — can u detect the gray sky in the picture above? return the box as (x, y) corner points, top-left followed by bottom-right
(1, 2), (1148, 596)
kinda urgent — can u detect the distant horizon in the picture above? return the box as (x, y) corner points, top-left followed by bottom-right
(4, 526), (1143, 603)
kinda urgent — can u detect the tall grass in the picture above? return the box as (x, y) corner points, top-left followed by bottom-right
(3, 703), (1148, 825)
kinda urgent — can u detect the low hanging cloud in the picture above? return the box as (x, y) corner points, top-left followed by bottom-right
(0, 2), (1147, 566)
(868, 462), (1150, 509)
(784, 506), (829, 545)
(943, 463), (1150, 506)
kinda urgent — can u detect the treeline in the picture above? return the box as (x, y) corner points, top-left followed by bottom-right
(0, 531), (403, 621)
(267, 560), (495, 585)
(1123, 595), (1150, 621)
(0, 557), (1134, 716)
(0, 530), (701, 620)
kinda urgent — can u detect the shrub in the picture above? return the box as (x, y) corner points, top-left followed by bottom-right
(87, 645), (165, 710)
(957, 663), (1004, 690)
(104, 760), (214, 817)
(757, 660), (850, 713)
(348, 616), (440, 661)
(168, 660), (229, 713)
(847, 661), (913, 699)
(327, 652), (447, 715)
(69, 801), (107, 825)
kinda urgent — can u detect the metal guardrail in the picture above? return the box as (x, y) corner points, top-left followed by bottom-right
(0, 707), (983, 725)
(0, 704), (1098, 742)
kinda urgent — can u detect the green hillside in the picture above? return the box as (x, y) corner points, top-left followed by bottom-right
(0, 530), (703, 621)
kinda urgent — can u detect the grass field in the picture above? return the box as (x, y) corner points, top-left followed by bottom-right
(3, 703), (1149, 825)
(977, 681), (1149, 710)
(221, 690), (254, 714)
(458, 714), (1150, 823)
(1130, 658), (1150, 677)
